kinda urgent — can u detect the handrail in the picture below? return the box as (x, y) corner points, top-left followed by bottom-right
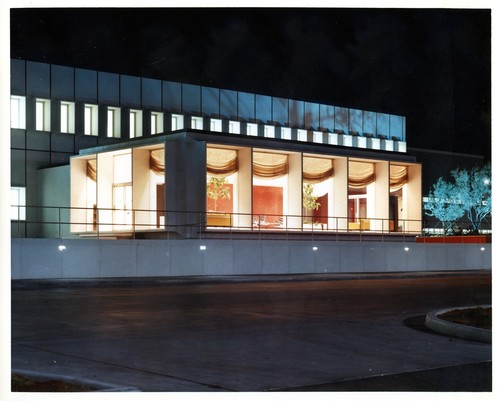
(9, 204), (491, 240)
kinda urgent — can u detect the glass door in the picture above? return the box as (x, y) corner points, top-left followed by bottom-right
(113, 184), (132, 230)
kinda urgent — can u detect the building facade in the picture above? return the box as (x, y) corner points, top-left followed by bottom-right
(10, 59), (421, 240)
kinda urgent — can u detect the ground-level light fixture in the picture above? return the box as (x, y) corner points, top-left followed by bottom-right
(404, 247), (410, 252)
(481, 247), (485, 251)
(199, 245), (207, 251)
(312, 246), (318, 251)
(58, 244), (66, 251)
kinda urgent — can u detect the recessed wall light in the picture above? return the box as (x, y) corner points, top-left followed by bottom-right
(200, 245), (207, 251)
(404, 247), (409, 252)
(480, 247), (485, 251)
(58, 245), (66, 251)
(312, 246), (318, 251)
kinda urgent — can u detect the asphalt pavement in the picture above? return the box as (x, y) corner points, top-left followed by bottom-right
(11, 270), (492, 392)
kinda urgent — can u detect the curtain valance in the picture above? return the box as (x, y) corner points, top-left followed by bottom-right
(349, 161), (375, 188)
(253, 152), (288, 178)
(207, 148), (238, 177)
(390, 165), (408, 191)
(303, 157), (334, 183)
(87, 159), (97, 182)
(150, 149), (165, 175)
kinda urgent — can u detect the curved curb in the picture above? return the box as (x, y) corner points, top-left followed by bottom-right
(12, 369), (141, 392)
(425, 305), (491, 344)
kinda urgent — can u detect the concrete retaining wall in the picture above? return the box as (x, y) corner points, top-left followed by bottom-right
(11, 238), (491, 279)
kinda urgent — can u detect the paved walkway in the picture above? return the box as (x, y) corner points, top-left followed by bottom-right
(11, 271), (492, 392)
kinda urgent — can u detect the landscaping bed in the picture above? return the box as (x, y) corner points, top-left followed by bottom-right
(11, 373), (96, 392)
(438, 306), (491, 330)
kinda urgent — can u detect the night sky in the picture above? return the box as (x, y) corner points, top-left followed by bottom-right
(10, 8), (491, 160)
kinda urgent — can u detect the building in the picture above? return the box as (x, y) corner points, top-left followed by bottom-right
(10, 59), (422, 241)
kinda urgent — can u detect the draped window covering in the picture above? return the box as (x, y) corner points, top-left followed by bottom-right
(303, 157), (334, 183)
(349, 161), (375, 188)
(87, 159), (97, 182)
(390, 165), (408, 191)
(207, 148), (238, 177)
(150, 149), (165, 175)
(253, 152), (288, 178)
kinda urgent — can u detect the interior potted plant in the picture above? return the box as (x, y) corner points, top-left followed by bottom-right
(207, 176), (231, 226)
(303, 183), (320, 225)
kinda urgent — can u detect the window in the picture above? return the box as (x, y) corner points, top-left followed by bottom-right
(247, 123), (258, 136)
(151, 112), (164, 135)
(191, 116), (203, 130)
(229, 121), (240, 134)
(60, 102), (75, 134)
(281, 127), (291, 140)
(210, 119), (222, 132)
(129, 109), (143, 138)
(297, 129), (308, 142)
(107, 107), (121, 138)
(84, 104), (98, 136)
(171, 114), (184, 131)
(313, 131), (323, 144)
(11, 187), (26, 221)
(36, 98), (51, 131)
(264, 125), (275, 138)
(10, 96), (26, 129)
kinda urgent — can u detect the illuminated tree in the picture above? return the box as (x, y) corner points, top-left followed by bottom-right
(451, 163), (491, 232)
(424, 177), (465, 233)
(424, 163), (491, 234)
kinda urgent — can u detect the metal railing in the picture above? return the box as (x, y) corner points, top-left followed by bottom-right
(10, 205), (491, 242)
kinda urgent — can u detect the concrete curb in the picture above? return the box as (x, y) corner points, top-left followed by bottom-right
(425, 305), (492, 344)
(12, 369), (141, 392)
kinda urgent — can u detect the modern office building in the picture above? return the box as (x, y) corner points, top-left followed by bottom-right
(10, 58), (423, 240)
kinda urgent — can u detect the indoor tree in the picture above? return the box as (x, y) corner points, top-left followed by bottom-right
(207, 176), (231, 212)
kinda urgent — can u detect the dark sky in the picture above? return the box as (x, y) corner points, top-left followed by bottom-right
(10, 8), (491, 160)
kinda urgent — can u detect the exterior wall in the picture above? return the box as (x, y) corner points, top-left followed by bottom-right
(11, 238), (491, 280)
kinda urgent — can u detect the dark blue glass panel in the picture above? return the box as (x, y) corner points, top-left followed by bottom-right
(238, 92), (255, 121)
(98, 72), (119, 105)
(202, 86), (220, 117)
(11, 59), (26, 96)
(319, 104), (334, 132)
(26, 61), (50, 97)
(334, 107), (348, 134)
(142, 78), (162, 110)
(75, 68), (97, 102)
(363, 111), (376, 136)
(389, 114), (404, 140)
(182, 84), (201, 114)
(289, 100), (304, 128)
(305, 102), (320, 130)
(256, 95), (272, 123)
(349, 108), (363, 135)
(51, 65), (74, 100)
(220, 89), (238, 119)
(120, 75), (141, 108)
(272, 97), (288, 126)
(376, 113), (390, 137)
(163, 81), (182, 113)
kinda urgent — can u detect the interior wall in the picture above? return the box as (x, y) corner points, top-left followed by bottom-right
(333, 158), (348, 230)
(407, 164), (423, 233)
(374, 161), (390, 231)
(237, 147), (252, 229)
(288, 152), (302, 229)
(132, 148), (152, 229)
(96, 152), (113, 232)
